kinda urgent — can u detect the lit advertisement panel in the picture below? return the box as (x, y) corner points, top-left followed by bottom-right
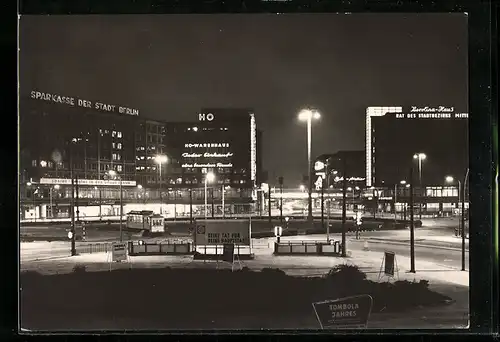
(181, 141), (234, 169)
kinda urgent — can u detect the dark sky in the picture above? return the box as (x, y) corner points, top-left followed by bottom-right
(19, 14), (468, 185)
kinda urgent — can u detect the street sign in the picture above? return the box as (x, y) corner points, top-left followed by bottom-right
(355, 211), (362, 226)
(222, 243), (235, 263)
(315, 175), (323, 190)
(112, 242), (127, 262)
(195, 220), (250, 246)
(384, 251), (395, 276)
(312, 295), (373, 329)
(274, 226), (283, 237)
(196, 224), (206, 235)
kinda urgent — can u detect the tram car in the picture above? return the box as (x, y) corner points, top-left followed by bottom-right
(126, 210), (165, 233)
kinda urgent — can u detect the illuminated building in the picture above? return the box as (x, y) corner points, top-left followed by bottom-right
(366, 105), (469, 215)
(20, 96), (139, 184)
(134, 119), (167, 187)
(20, 96), (263, 219)
(368, 105), (468, 186)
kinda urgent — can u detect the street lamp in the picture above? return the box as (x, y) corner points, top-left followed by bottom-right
(413, 153), (427, 219)
(445, 175), (459, 217)
(154, 154), (168, 215)
(222, 185), (230, 218)
(108, 170), (123, 242)
(396, 180), (407, 220)
(298, 108), (321, 227)
(445, 174), (467, 271)
(204, 172), (215, 221)
(49, 184), (60, 219)
(261, 183), (271, 222)
(26, 182), (36, 222)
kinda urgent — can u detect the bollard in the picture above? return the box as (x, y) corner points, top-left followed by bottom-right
(363, 241), (369, 251)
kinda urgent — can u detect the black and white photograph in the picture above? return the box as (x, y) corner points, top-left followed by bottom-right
(19, 13), (471, 331)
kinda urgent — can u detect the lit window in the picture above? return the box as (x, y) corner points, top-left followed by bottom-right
(112, 131), (117, 137)
(112, 142), (116, 149)
(32, 160), (37, 167)
(48, 161), (53, 168)
(117, 132), (122, 138)
(117, 165), (123, 172)
(40, 160), (47, 167)
(141, 156), (145, 160)
(112, 153), (117, 160)
(136, 166), (140, 170)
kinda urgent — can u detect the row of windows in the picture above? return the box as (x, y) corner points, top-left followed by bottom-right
(136, 166), (158, 171)
(426, 187), (459, 197)
(139, 176), (247, 185)
(99, 129), (123, 138)
(135, 146), (164, 153)
(186, 127), (229, 131)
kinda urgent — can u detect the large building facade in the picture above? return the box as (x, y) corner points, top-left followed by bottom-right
(368, 105), (469, 187)
(20, 94), (263, 219)
(365, 105), (469, 216)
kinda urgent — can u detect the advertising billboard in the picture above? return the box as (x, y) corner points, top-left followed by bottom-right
(194, 220), (251, 246)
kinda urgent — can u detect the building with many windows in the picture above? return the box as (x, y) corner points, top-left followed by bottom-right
(365, 105), (469, 216)
(20, 96), (264, 220)
(134, 119), (167, 187)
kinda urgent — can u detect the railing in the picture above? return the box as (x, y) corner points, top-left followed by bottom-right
(76, 242), (113, 254)
(274, 240), (342, 256)
(128, 241), (192, 255)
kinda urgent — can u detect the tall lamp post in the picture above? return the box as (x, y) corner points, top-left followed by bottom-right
(397, 180), (407, 220)
(409, 167), (416, 273)
(298, 108), (321, 228)
(204, 172), (215, 222)
(26, 182), (37, 222)
(445, 176), (461, 220)
(446, 173), (468, 271)
(413, 153), (427, 219)
(154, 154), (168, 215)
(261, 183), (270, 222)
(108, 170), (123, 242)
(278, 176), (284, 222)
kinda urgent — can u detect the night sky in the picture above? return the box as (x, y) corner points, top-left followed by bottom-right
(19, 14), (468, 185)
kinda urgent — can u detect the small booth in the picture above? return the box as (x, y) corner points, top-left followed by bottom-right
(126, 210), (165, 233)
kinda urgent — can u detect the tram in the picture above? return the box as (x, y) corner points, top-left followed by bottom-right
(126, 210), (165, 233)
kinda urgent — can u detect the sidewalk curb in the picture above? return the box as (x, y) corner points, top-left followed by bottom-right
(362, 239), (469, 252)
